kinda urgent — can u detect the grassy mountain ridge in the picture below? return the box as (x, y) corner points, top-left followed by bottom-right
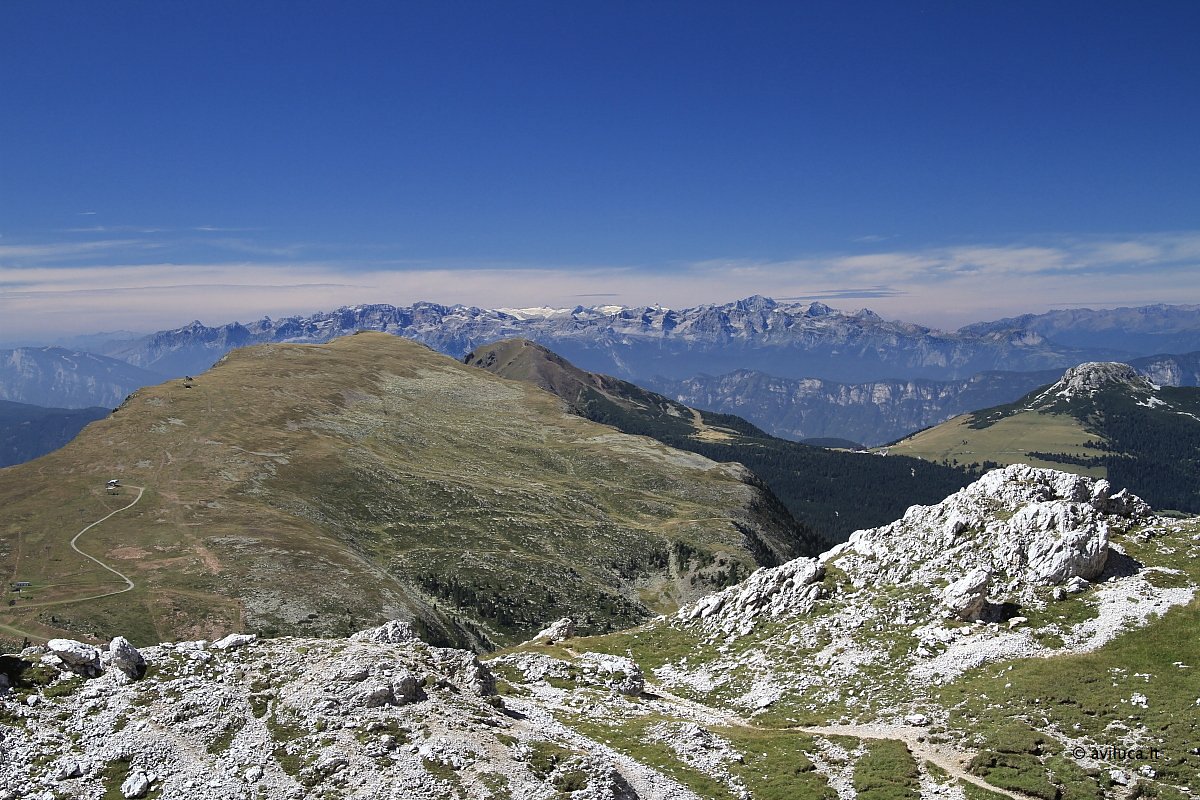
(0, 333), (806, 651)
(464, 338), (974, 542)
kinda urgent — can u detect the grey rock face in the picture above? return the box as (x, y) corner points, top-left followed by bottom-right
(680, 465), (1151, 637)
(942, 568), (991, 621)
(1045, 361), (1156, 400)
(107, 636), (146, 678)
(211, 633), (257, 650)
(658, 368), (1061, 445)
(350, 620), (418, 644)
(682, 557), (825, 636)
(0, 347), (162, 408)
(46, 639), (100, 670)
(531, 617), (575, 643)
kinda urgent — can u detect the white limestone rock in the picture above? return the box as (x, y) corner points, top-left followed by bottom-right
(350, 619), (419, 644)
(107, 636), (145, 678)
(46, 639), (100, 669)
(211, 632), (257, 650)
(682, 557), (824, 635)
(120, 769), (151, 798)
(1006, 502), (1109, 584)
(430, 648), (496, 696)
(579, 652), (644, 696)
(942, 568), (991, 621)
(531, 617), (575, 643)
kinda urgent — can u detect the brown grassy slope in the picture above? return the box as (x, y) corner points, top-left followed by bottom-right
(0, 333), (797, 650)
(882, 412), (1107, 477)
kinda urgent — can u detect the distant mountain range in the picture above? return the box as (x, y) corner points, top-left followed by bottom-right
(961, 303), (1200, 355)
(88, 296), (1181, 383)
(886, 361), (1200, 513)
(656, 349), (1200, 446)
(5, 298), (1200, 446)
(0, 347), (165, 408)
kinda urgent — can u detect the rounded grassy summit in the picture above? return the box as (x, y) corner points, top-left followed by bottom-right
(0, 333), (811, 651)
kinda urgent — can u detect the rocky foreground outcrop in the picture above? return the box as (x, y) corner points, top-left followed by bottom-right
(655, 465), (1195, 716)
(0, 625), (644, 800)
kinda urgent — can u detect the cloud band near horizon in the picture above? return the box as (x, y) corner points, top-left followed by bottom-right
(1, 232), (1198, 341)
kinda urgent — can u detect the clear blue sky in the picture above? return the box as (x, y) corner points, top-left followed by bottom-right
(2, 1), (1199, 337)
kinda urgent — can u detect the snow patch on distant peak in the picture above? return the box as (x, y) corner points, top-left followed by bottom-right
(497, 306), (574, 320)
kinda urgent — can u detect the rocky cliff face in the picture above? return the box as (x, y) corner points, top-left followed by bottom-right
(1132, 350), (1200, 387)
(656, 368), (1062, 445)
(679, 465), (1154, 643)
(661, 353), (1200, 447)
(1037, 361), (1157, 402)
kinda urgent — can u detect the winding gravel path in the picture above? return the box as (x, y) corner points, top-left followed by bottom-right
(640, 681), (1041, 800)
(0, 486), (145, 641)
(66, 485), (144, 600)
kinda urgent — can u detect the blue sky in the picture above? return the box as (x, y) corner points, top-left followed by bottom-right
(2, 1), (1199, 338)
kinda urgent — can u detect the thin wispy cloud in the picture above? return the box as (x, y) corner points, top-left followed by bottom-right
(778, 287), (907, 300)
(59, 226), (169, 234)
(2, 232), (1198, 338)
(0, 239), (158, 262)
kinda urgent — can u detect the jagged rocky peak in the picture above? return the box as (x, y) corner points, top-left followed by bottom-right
(734, 294), (777, 312)
(1051, 361), (1154, 399)
(804, 301), (833, 317)
(680, 464), (1152, 637)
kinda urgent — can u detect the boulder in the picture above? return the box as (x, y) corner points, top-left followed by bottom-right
(46, 639), (100, 669)
(120, 770), (151, 798)
(431, 649), (496, 696)
(107, 637), (145, 678)
(356, 682), (395, 708)
(212, 633), (257, 651)
(392, 671), (420, 704)
(580, 652), (644, 696)
(350, 620), (418, 644)
(942, 568), (991, 621)
(532, 617), (575, 643)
